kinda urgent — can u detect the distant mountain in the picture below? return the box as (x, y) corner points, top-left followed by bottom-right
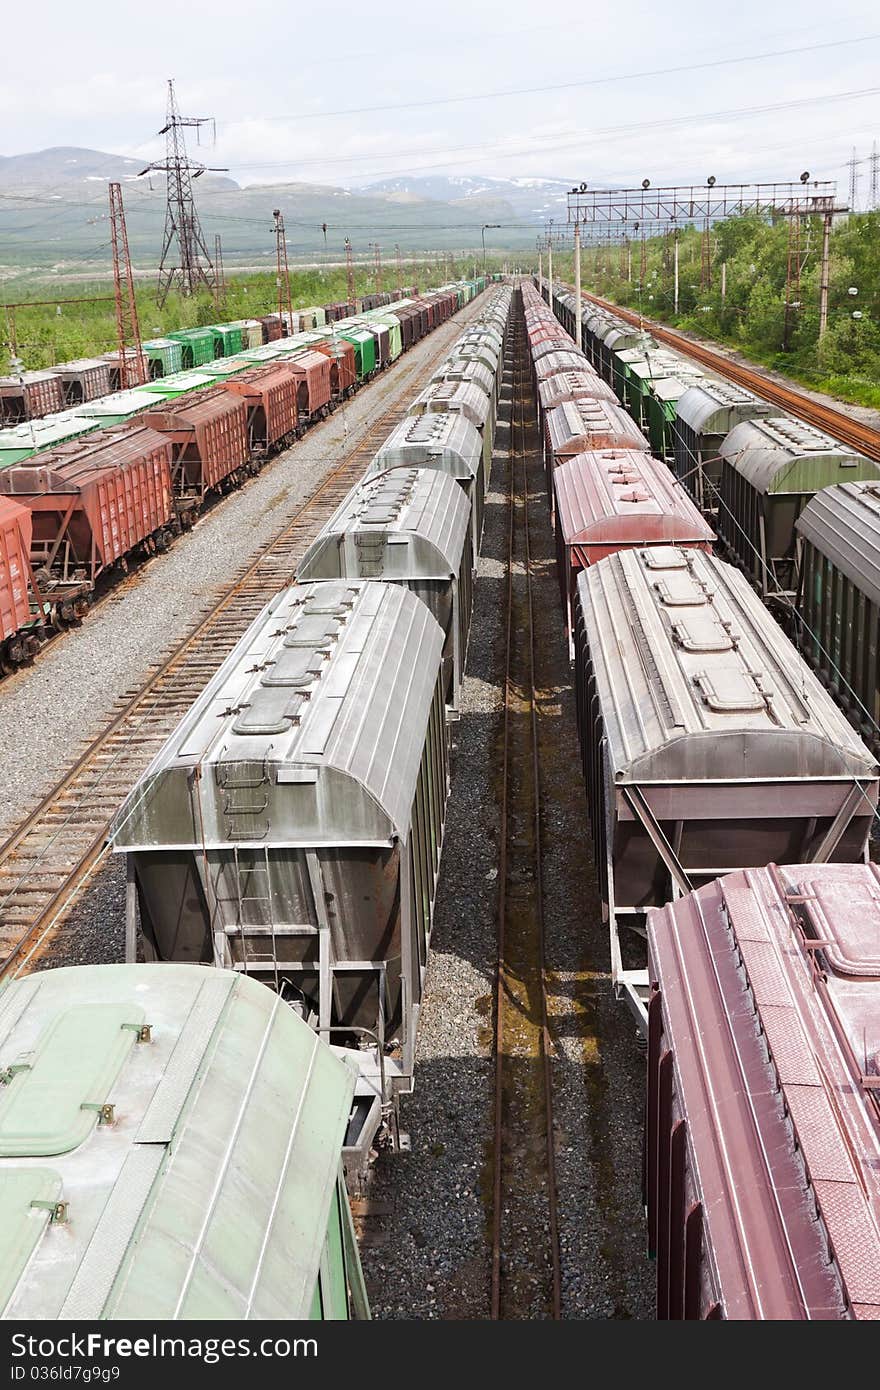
(361, 174), (573, 222)
(0, 147), (546, 273)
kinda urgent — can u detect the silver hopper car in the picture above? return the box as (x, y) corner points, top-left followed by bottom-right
(296, 467), (473, 714)
(573, 546), (879, 1028)
(110, 580), (450, 1159)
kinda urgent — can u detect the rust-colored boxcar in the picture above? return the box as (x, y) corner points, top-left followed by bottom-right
(102, 349), (150, 392)
(312, 339), (357, 398)
(55, 358), (113, 406)
(553, 449), (714, 655)
(258, 314), (284, 343)
(280, 351), (332, 421)
(544, 398), (649, 491)
(0, 371), (64, 424)
(647, 863), (880, 1319)
(0, 496), (34, 648)
(142, 389), (250, 501)
(220, 365), (298, 452)
(0, 425), (174, 587)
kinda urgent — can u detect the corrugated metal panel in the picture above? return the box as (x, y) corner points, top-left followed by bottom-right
(796, 481), (880, 608)
(537, 369), (617, 410)
(577, 547), (878, 783)
(721, 416), (877, 494)
(0, 964), (357, 1321)
(647, 863), (880, 1319)
(533, 350), (592, 382)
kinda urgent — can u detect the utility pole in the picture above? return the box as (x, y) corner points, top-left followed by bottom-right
(369, 243), (382, 294)
(213, 234), (226, 312)
(848, 146), (860, 213)
(872, 140), (880, 211)
(394, 243), (402, 295)
(818, 211), (833, 343)
(547, 226), (554, 308)
(573, 219), (582, 349)
(108, 183), (146, 389)
(673, 233), (680, 315)
(721, 261), (727, 302)
(344, 237), (355, 306)
(273, 210), (293, 331)
(139, 79), (225, 306)
(537, 245), (543, 297)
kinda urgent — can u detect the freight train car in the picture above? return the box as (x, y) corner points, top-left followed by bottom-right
(673, 380), (773, 512)
(553, 449), (714, 654)
(110, 581), (450, 1160)
(573, 546), (878, 1026)
(142, 389), (250, 504)
(297, 467), (473, 713)
(646, 864), (880, 1320)
(543, 398), (649, 492)
(717, 416), (877, 598)
(220, 365), (299, 454)
(0, 962), (369, 1320)
(0, 425), (174, 607)
(795, 480), (880, 752)
(368, 413), (485, 552)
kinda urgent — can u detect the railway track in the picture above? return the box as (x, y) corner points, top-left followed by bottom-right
(490, 294), (562, 1319)
(580, 288), (880, 462)
(0, 316), (474, 978)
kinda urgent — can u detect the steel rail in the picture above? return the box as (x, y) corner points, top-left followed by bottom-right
(0, 308), (480, 978)
(491, 289), (562, 1319)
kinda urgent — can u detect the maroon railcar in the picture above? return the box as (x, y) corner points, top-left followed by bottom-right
(220, 365), (298, 452)
(280, 351), (332, 421)
(553, 449), (714, 654)
(102, 349), (150, 391)
(544, 398), (649, 492)
(647, 863), (880, 1320)
(537, 367), (617, 414)
(258, 314), (284, 343)
(0, 425), (174, 592)
(0, 371), (64, 424)
(388, 305), (418, 349)
(0, 496), (39, 663)
(55, 358), (112, 405)
(142, 389), (250, 502)
(409, 298), (431, 337)
(312, 339), (357, 398)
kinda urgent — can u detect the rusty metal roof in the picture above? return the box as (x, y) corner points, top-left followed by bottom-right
(554, 449), (715, 549)
(647, 862), (880, 1319)
(545, 399), (649, 456)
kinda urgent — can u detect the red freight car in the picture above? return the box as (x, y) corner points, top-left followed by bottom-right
(544, 398), (649, 491)
(0, 425), (174, 597)
(532, 350), (591, 387)
(647, 862), (880, 1320)
(220, 365), (298, 453)
(55, 358), (113, 405)
(312, 339), (357, 398)
(0, 370), (64, 424)
(102, 349), (150, 391)
(537, 367), (617, 415)
(0, 496), (40, 666)
(553, 450), (714, 655)
(280, 351), (332, 422)
(257, 314), (285, 343)
(388, 304), (418, 349)
(142, 388), (250, 503)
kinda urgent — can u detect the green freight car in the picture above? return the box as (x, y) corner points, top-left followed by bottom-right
(143, 337), (185, 378)
(167, 327), (216, 368)
(0, 963), (370, 1320)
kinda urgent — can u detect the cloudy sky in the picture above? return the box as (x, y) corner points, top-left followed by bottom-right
(3, 0), (880, 201)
